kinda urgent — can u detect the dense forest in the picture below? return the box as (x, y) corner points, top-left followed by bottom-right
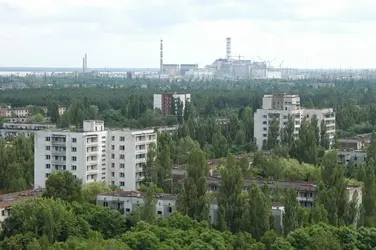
(3, 77), (376, 248)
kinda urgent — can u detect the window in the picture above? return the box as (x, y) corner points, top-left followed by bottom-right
(120, 181), (125, 186)
(111, 163), (115, 168)
(111, 154), (115, 159)
(103, 201), (108, 207)
(120, 154), (125, 159)
(262, 121), (267, 125)
(119, 145), (125, 150)
(72, 147), (77, 152)
(120, 163), (125, 168)
(111, 136), (115, 141)
(263, 127), (267, 131)
(126, 208), (130, 212)
(157, 211), (162, 215)
(111, 181), (115, 186)
(45, 146), (50, 151)
(120, 173), (125, 177)
(168, 207), (172, 213)
(45, 155), (50, 160)
(111, 172), (115, 177)
(263, 115), (267, 118)
(72, 138), (77, 143)
(111, 145), (114, 150)
(1, 210), (4, 216)
(72, 165), (77, 170)
(45, 164), (50, 169)
(45, 137), (50, 141)
(120, 136), (125, 141)
(72, 156), (77, 161)
(45, 173), (50, 178)
(263, 134), (267, 137)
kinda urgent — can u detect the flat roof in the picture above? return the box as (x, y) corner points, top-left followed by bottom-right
(0, 189), (44, 209)
(98, 190), (177, 201)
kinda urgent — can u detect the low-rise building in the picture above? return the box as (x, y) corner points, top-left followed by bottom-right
(337, 133), (372, 166)
(0, 189), (43, 223)
(0, 123), (56, 139)
(206, 177), (362, 210)
(96, 190), (284, 230)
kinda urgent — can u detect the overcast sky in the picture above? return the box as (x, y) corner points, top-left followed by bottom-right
(0, 0), (375, 68)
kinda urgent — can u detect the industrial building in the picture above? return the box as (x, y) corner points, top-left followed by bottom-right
(34, 120), (157, 190)
(153, 93), (191, 115)
(253, 94), (336, 150)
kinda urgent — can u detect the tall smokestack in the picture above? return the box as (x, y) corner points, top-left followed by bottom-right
(160, 40), (163, 74)
(226, 37), (231, 60)
(84, 53), (88, 71)
(82, 57), (85, 73)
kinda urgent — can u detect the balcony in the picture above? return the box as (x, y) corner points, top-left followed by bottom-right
(135, 158), (146, 163)
(51, 159), (66, 165)
(86, 150), (99, 156)
(51, 150), (66, 156)
(51, 140), (66, 146)
(297, 196), (314, 202)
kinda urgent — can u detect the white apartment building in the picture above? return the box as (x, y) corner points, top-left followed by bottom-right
(34, 120), (157, 190)
(254, 94), (336, 149)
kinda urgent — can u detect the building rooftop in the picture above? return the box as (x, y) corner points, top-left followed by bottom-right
(0, 189), (44, 209)
(207, 177), (317, 191)
(98, 190), (177, 201)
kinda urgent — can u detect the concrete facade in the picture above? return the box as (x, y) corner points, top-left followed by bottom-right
(153, 93), (191, 115)
(254, 94), (336, 150)
(96, 190), (284, 229)
(34, 120), (157, 190)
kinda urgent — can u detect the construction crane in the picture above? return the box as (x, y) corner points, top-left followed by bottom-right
(267, 58), (276, 68)
(279, 60), (284, 68)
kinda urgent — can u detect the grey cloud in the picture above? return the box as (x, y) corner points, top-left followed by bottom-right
(1, 0), (375, 37)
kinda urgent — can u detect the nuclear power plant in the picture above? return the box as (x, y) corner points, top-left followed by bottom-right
(158, 37), (286, 81)
(207, 37), (284, 80)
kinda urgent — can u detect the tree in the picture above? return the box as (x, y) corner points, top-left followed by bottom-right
(242, 183), (271, 240)
(43, 171), (83, 202)
(177, 148), (209, 221)
(281, 114), (295, 149)
(82, 182), (111, 204)
(361, 163), (376, 226)
(218, 155), (244, 233)
(143, 142), (157, 184)
(367, 132), (376, 162)
(139, 184), (157, 223)
(316, 151), (349, 226)
(47, 101), (60, 123)
(283, 188), (299, 235)
(2, 198), (89, 243)
(267, 118), (279, 150)
(319, 120), (330, 149)
(290, 118), (318, 164)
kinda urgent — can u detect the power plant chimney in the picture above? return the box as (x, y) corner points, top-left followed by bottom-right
(160, 39), (163, 74)
(84, 53), (88, 71)
(82, 57), (85, 73)
(226, 37), (231, 60)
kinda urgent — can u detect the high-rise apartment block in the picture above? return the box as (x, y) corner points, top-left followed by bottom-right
(153, 93), (191, 115)
(34, 120), (157, 190)
(254, 94), (335, 149)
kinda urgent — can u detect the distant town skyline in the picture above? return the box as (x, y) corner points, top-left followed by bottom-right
(1, 0), (376, 69)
